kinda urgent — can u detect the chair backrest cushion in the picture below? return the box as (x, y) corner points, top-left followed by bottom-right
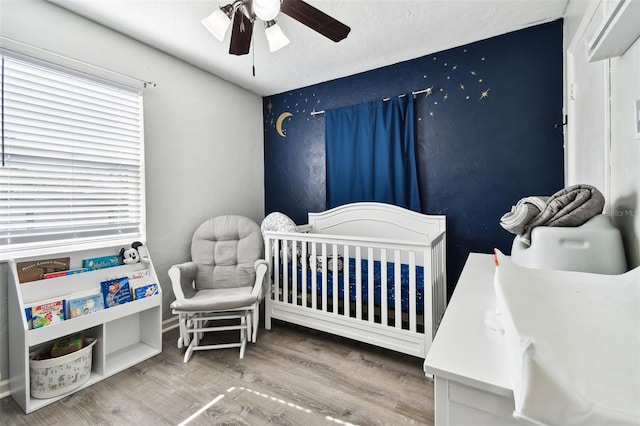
(191, 215), (263, 290)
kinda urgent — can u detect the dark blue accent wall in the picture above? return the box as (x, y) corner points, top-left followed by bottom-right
(263, 20), (564, 297)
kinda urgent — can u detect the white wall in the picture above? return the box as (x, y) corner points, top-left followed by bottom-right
(0, 0), (264, 392)
(609, 30), (640, 269)
(564, 1), (608, 193)
(564, 0), (640, 268)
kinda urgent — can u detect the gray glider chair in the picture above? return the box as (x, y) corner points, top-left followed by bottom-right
(169, 215), (269, 362)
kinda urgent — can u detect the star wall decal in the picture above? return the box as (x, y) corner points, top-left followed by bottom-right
(267, 46), (494, 126)
(415, 47), (492, 121)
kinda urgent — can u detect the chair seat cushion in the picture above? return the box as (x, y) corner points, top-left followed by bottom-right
(170, 286), (257, 312)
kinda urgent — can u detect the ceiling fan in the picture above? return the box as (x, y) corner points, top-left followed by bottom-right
(202, 0), (351, 55)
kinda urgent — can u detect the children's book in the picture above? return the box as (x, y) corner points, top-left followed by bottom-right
(31, 300), (66, 329)
(68, 293), (104, 318)
(83, 255), (121, 271)
(25, 307), (33, 329)
(17, 257), (70, 283)
(133, 283), (159, 300)
(109, 269), (156, 300)
(109, 269), (152, 287)
(100, 277), (132, 308)
(43, 267), (89, 279)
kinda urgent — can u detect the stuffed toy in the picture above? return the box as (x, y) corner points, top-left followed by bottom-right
(119, 241), (150, 265)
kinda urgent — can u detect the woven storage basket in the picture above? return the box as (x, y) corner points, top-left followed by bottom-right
(30, 338), (96, 399)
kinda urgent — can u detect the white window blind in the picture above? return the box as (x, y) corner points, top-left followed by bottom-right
(0, 53), (145, 257)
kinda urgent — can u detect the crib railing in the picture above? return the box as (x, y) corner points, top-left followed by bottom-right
(263, 230), (446, 335)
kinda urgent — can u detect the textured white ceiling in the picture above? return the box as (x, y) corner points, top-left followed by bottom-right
(46, 0), (569, 96)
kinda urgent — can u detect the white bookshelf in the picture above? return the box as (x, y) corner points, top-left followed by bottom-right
(7, 245), (162, 414)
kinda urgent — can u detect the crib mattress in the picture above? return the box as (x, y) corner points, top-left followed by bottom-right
(279, 258), (424, 312)
(494, 250), (640, 426)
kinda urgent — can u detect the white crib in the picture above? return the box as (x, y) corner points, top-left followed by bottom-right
(262, 202), (447, 358)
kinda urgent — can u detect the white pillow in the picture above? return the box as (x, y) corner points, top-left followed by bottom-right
(261, 212), (297, 235)
(261, 212), (299, 260)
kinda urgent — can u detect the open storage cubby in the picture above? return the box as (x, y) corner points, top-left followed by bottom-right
(8, 244), (162, 414)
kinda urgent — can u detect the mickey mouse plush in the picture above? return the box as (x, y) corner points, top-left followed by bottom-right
(119, 241), (150, 265)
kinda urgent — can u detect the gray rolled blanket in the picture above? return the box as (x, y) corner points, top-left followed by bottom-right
(500, 184), (605, 246)
(500, 196), (548, 236)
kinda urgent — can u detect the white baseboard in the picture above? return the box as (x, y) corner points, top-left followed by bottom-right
(0, 377), (10, 400)
(162, 316), (179, 333)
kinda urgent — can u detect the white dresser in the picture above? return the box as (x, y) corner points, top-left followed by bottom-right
(424, 253), (520, 426)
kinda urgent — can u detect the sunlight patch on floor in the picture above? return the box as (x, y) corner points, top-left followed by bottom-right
(179, 385), (358, 425)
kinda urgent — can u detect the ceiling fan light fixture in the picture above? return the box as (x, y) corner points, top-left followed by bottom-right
(206, 0), (349, 56)
(253, 0), (280, 21)
(202, 4), (234, 41)
(265, 20), (289, 52)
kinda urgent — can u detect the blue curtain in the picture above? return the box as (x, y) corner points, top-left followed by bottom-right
(325, 95), (421, 211)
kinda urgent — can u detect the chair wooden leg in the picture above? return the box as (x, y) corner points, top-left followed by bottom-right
(252, 305), (259, 343)
(178, 314), (191, 348)
(184, 337), (197, 363)
(239, 314), (247, 359)
(247, 311), (253, 344)
(177, 333), (184, 349)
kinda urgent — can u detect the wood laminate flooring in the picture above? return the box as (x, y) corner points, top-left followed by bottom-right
(1, 321), (434, 425)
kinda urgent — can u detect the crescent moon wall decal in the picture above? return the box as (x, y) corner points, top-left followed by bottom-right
(276, 112), (293, 137)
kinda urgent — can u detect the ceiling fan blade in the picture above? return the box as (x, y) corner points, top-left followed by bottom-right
(229, 8), (254, 56)
(280, 0), (351, 43)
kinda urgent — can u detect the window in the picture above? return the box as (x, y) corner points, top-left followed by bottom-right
(0, 52), (145, 258)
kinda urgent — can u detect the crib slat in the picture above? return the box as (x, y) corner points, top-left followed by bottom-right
(265, 237), (274, 301)
(381, 249), (388, 327)
(274, 239), (281, 302)
(355, 246), (362, 320)
(367, 247), (374, 323)
(321, 243), (328, 312)
(332, 244), (338, 314)
(301, 242), (308, 308)
(408, 251), (416, 333)
(283, 239), (289, 303)
(291, 240), (297, 305)
(311, 243), (317, 310)
(394, 250), (401, 329)
(343, 244), (350, 318)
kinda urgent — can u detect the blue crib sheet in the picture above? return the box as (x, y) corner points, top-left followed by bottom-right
(279, 258), (424, 313)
